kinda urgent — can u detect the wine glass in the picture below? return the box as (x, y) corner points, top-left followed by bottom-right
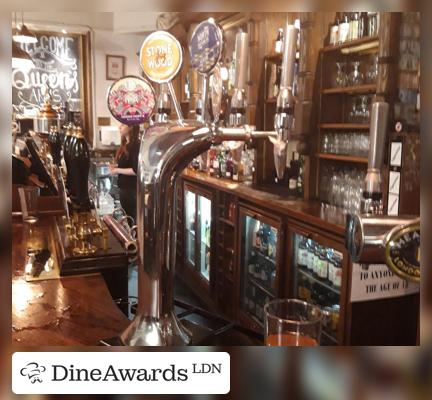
(334, 62), (347, 87)
(348, 61), (364, 86)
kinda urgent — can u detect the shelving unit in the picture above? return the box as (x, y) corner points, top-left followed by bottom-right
(315, 34), (381, 204)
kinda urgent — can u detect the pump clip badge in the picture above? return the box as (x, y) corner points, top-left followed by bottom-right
(189, 19), (223, 74)
(140, 31), (183, 83)
(385, 218), (420, 282)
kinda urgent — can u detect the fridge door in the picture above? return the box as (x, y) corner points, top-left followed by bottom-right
(185, 189), (196, 267)
(197, 194), (211, 281)
(239, 212), (278, 326)
(292, 232), (342, 345)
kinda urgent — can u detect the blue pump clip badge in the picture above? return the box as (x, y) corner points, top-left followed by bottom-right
(189, 19), (223, 74)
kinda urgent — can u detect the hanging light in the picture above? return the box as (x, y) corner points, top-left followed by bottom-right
(12, 41), (35, 69)
(12, 11), (37, 44)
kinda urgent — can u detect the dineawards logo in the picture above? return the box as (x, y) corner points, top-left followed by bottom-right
(12, 352), (230, 394)
(20, 362), (47, 384)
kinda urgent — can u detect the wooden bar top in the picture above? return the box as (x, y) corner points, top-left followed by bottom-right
(12, 218), (129, 346)
(182, 169), (347, 237)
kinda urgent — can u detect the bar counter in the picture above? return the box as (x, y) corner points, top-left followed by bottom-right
(182, 169), (347, 237)
(12, 218), (129, 346)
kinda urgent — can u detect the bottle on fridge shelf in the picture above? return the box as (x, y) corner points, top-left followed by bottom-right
(297, 236), (308, 268)
(306, 239), (315, 271)
(327, 248), (336, 285)
(317, 245), (329, 280)
(313, 243), (321, 275)
(333, 257), (343, 288)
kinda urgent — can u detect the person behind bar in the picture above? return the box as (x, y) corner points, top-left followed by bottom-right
(109, 123), (140, 223)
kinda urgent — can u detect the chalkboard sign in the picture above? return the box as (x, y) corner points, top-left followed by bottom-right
(12, 30), (93, 139)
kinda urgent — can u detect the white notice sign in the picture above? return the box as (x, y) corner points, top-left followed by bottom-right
(350, 263), (419, 303)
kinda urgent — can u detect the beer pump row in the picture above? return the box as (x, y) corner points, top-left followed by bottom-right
(103, 19), (300, 345)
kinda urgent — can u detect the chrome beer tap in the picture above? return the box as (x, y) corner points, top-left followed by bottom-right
(228, 30), (249, 127)
(271, 23), (299, 180)
(346, 102), (420, 282)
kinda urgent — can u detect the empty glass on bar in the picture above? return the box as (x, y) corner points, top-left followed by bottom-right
(264, 298), (323, 346)
(18, 186), (40, 224)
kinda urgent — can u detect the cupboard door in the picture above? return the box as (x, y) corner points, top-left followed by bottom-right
(288, 225), (348, 345)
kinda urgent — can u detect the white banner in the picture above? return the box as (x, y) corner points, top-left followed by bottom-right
(350, 263), (419, 302)
(12, 352), (230, 394)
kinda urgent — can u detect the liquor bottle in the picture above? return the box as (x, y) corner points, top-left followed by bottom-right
(349, 12), (359, 41)
(327, 249), (335, 285)
(313, 243), (320, 276)
(261, 224), (270, 254)
(329, 18), (339, 45)
(297, 236), (309, 268)
(333, 257), (343, 288)
(288, 152), (299, 194)
(297, 154), (304, 196)
(338, 13), (350, 43)
(359, 12), (368, 38)
(213, 148), (221, 178)
(219, 149), (227, 178)
(232, 161), (239, 181)
(306, 239), (315, 271)
(225, 150), (233, 179)
(274, 28), (284, 54)
(208, 149), (215, 176)
(317, 245), (329, 280)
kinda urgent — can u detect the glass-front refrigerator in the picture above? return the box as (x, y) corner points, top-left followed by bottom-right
(238, 206), (282, 332)
(290, 229), (347, 345)
(184, 183), (213, 284)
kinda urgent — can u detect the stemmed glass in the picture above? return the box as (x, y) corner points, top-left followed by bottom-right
(348, 61), (364, 86)
(366, 55), (379, 84)
(334, 62), (347, 87)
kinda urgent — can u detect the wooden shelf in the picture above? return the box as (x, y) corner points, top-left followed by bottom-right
(321, 35), (379, 53)
(320, 123), (369, 130)
(298, 266), (341, 295)
(321, 84), (376, 95)
(253, 247), (276, 265)
(316, 153), (368, 164)
(248, 275), (275, 298)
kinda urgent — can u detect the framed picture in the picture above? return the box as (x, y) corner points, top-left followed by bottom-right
(106, 55), (125, 80)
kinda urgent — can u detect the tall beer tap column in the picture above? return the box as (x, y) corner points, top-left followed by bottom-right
(229, 31), (249, 127)
(272, 23), (299, 180)
(361, 101), (389, 214)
